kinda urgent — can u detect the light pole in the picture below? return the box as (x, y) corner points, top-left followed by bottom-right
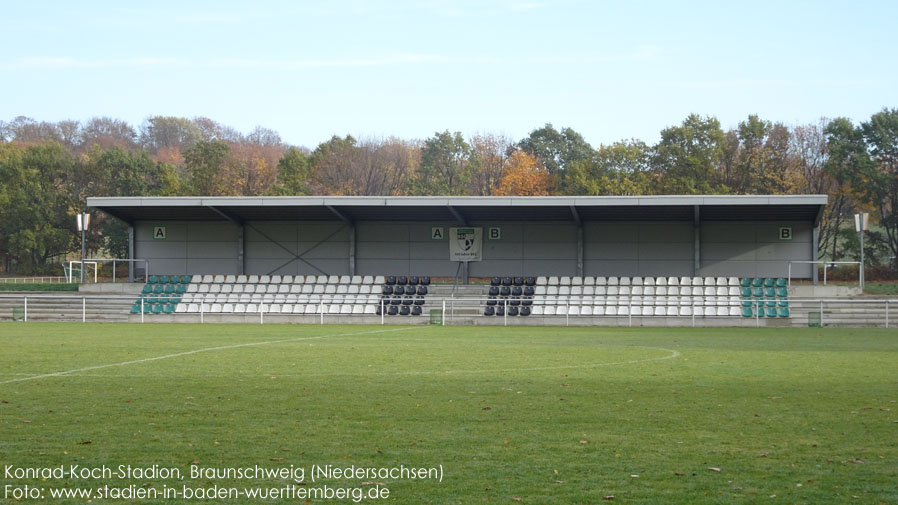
(854, 212), (868, 289)
(76, 212), (90, 283)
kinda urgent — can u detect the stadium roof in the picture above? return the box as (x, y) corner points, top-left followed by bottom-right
(87, 195), (828, 225)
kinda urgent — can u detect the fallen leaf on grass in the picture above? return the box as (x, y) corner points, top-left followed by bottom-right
(22, 420), (31, 423)
(78, 440), (92, 445)
(603, 495), (614, 500)
(709, 467), (721, 472)
(512, 497), (522, 502)
(848, 458), (864, 464)
(482, 407), (491, 410)
(270, 457), (284, 462)
(554, 480), (566, 484)
(767, 396), (782, 399)
(580, 440), (588, 444)
(758, 452), (769, 457)
(674, 472), (686, 476)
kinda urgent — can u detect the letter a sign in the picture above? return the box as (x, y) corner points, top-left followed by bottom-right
(153, 226), (167, 240)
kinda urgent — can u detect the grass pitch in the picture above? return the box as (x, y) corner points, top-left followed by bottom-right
(1, 323), (896, 504)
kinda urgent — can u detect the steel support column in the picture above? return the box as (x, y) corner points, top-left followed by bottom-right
(693, 205), (700, 276)
(570, 205), (583, 277)
(128, 224), (135, 282)
(237, 224), (245, 275)
(349, 224), (356, 276)
(812, 226), (820, 285)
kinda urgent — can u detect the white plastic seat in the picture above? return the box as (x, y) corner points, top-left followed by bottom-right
(209, 303), (222, 313)
(580, 306), (593, 316)
(559, 286), (570, 296)
(595, 277), (607, 286)
(324, 304), (336, 314)
(360, 285), (371, 295)
(351, 275), (363, 284)
(728, 277), (740, 286)
(313, 285), (325, 294)
(340, 304), (352, 314)
(679, 306), (692, 316)
(716, 287), (727, 296)
(559, 276), (570, 285)
(535, 286), (547, 296)
(544, 306), (556, 316)
(532, 306), (544, 315)
(679, 295), (690, 306)
(335, 285), (348, 294)
(547, 276), (559, 285)
(337, 275), (349, 284)
(327, 275), (339, 284)
(198, 284), (210, 293)
(283, 275), (294, 284)
(187, 284), (199, 293)
(620, 277), (631, 286)
(220, 303), (234, 313)
(680, 277), (691, 286)
(703, 277), (715, 286)
(191, 275), (203, 283)
(242, 284), (254, 294)
(270, 275), (282, 284)
(352, 305), (364, 314)
(593, 306), (605, 316)
(665, 306), (677, 316)
(288, 285), (300, 294)
(301, 285), (313, 294)
(315, 275), (327, 284)
(347, 285), (360, 294)
(536, 276), (548, 285)
(247, 275), (259, 283)
(239, 293), (251, 303)
(571, 276), (583, 286)
(705, 306), (717, 316)
(631, 276), (643, 286)
(643, 277), (655, 286)
(617, 305), (628, 316)
(547, 286), (558, 296)
(220, 284), (233, 294)
(324, 285), (336, 294)
(259, 275), (271, 284)
(223, 275), (235, 284)
(704, 286), (715, 296)
(215, 294), (227, 302)
(556, 305), (568, 316)
(653, 306), (665, 316)
(619, 286), (631, 296)
(210, 284), (223, 294)
(364, 305), (376, 314)
(372, 275), (384, 284)
(568, 306), (580, 316)
(716, 277), (727, 286)
(584, 276), (595, 286)
(608, 277), (619, 286)
(692, 276), (703, 286)
(582, 286), (594, 296)
(655, 277), (667, 286)
(728, 306), (741, 316)
(728, 286), (740, 296)
(693, 306), (704, 316)
(232, 303), (245, 313)
(664, 276), (676, 286)
(236, 275), (247, 283)
(304, 305), (317, 314)
(277, 285), (288, 294)
(606, 306), (618, 316)
(704, 296), (716, 306)
(201, 275), (213, 283)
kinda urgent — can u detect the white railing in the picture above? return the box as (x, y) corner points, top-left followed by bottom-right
(66, 259), (150, 283)
(787, 260), (862, 287)
(2, 294), (896, 328)
(0, 276), (68, 283)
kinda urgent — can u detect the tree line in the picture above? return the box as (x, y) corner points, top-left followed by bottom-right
(0, 110), (895, 274)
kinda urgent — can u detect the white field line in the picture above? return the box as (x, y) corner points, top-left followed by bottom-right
(0, 326), (416, 386)
(51, 346), (681, 378)
(377, 346), (681, 376)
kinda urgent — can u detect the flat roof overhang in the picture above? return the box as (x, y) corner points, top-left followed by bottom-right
(87, 195), (828, 225)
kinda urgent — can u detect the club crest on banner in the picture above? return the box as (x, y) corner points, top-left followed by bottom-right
(449, 227), (483, 262)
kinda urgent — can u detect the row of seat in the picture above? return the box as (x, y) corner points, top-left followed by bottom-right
(147, 275), (191, 284)
(382, 276), (432, 286)
(186, 284), (387, 295)
(536, 276), (743, 287)
(181, 293), (385, 304)
(176, 303), (380, 315)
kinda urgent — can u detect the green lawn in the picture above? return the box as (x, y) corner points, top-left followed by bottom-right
(1, 323), (896, 504)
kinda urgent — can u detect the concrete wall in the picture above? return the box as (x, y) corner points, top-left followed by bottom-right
(134, 219), (815, 278)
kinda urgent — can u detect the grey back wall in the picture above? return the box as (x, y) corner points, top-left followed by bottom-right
(134, 220), (813, 278)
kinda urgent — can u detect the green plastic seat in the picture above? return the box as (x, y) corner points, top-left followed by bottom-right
(741, 299), (752, 307)
(776, 287), (788, 297)
(130, 303), (141, 314)
(163, 304), (175, 314)
(151, 304), (163, 314)
(764, 278), (775, 288)
(752, 287), (763, 298)
(752, 278), (763, 287)
(170, 297), (181, 304)
(147, 296), (157, 304)
(741, 287), (751, 297)
(147, 275), (158, 284)
(164, 284), (175, 294)
(776, 278), (787, 287)
(778, 308), (790, 317)
(778, 300), (789, 308)
(766, 300), (777, 308)
(181, 275), (191, 284)
(742, 307), (753, 317)
(153, 284), (164, 294)
(740, 278), (751, 287)
(765, 307), (777, 318)
(176, 285), (187, 294)
(764, 287), (775, 297)
(141, 284), (153, 294)
(159, 275), (169, 284)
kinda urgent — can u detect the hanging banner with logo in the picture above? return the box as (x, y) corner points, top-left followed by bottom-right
(449, 227), (483, 262)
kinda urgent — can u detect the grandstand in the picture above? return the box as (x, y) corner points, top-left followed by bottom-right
(7, 193), (885, 327)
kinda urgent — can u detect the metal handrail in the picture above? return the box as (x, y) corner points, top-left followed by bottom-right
(787, 260), (862, 288)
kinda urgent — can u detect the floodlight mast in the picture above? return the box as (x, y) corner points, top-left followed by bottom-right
(76, 213), (90, 283)
(854, 212), (868, 289)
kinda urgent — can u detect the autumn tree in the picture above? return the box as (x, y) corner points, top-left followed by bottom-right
(494, 149), (555, 196)
(184, 139), (231, 195)
(652, 114), (725, 194)
(859, 108), (898, 265)
(563, 140), (654, 196)
(517, 123), (594, 177)
(270, 147), (311, 195)
(414, 131), (472, 195)
(468, 133), (510, 195)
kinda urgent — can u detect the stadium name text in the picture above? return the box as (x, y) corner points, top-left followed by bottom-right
(5, 465), (181, 480)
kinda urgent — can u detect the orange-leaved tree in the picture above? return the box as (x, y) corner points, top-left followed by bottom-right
(494, 149), (555, 196)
